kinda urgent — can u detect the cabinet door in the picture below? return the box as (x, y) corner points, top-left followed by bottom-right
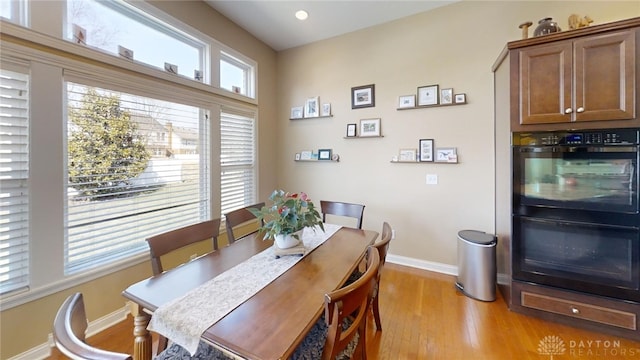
(519, 42), (573, 124)
(574, 30), (636, 122)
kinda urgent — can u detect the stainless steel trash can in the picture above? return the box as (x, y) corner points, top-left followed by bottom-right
(455, 230), (497, 301)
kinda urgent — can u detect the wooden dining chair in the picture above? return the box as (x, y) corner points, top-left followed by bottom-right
(146, 218), (222, 275)
(145, 218), (221, 353)
(325, 246), (379, 359)
(224, 202), (264, 244)
(293, 246), (380, 360)
(53, 292), (133, 360)
(53, 292), (228, 360)
(156, 342), (233, 360)
(320, 200), (365, 229)
(371, 221), (393, 331)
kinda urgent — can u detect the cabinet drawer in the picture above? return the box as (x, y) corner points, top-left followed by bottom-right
(521, 291), (637, 330)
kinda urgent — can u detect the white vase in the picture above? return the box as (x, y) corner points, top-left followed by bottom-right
(274, 231), (302, 249)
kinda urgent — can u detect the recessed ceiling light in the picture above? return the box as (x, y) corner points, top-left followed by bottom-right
(295, 10), (308, 20)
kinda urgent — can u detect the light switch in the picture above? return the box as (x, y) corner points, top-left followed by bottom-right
(426, 174), (438, 185)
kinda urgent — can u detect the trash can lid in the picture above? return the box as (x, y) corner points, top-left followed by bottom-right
(458, 230), (496, 245)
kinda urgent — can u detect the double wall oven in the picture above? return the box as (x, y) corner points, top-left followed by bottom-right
(512, 128), (639, 302)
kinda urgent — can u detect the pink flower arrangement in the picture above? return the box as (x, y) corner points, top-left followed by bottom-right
(249, 190), (324, 240)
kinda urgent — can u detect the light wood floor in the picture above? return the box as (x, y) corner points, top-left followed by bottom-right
(50, 263), (640, 359)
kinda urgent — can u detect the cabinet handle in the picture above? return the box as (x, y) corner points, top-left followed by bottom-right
(571, 307), (580, 315)
(576, 107), (585, 113)
(564, 108), (573, 114)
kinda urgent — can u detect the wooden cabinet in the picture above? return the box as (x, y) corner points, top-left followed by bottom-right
(574, 31), (635, 122)
(511, 280), (640, 340)
(519, 41), (573, 125)
(493, 17), (640, 341)
(510, 19), (640, 131)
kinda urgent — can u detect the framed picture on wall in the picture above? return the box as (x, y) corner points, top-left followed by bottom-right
(304, 97), (319, 118)
(455, 93), (467, 103)
(351, 84), (375, 109)
(318, 149), (332, 160)
(346, 123), (357, 137)
(398, 95), (416, 108)
(440, 88), (453, 104)
(436, 147), (458, 163)
(399, 148), (417, 162)
(321, 103), (331, 116)
(417, 85), (438, 106)
(419, 139), (434, 162)
(300, 151), (313, 160)
(290, 106), (303, 119)
(359, 118), (381, 137)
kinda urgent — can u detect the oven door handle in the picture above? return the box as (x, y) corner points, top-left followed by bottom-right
(520, 216), (640, 231)
(517, 146), (638, 153)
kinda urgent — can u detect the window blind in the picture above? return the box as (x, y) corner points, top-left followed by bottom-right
(0, 66), (30, 295)
(220, 110), (256, 217)
(65, 82), (210, 274)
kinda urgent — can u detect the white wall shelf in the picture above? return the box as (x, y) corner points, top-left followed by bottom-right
(343, 135), (384, 139)
(294, 159), (339, 162)
(397, 101), (467, 111)
(390, 160), (458, 164)
(290, 115), (333, 120)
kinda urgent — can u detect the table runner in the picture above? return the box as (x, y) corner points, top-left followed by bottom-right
(147, 223), (341, 355)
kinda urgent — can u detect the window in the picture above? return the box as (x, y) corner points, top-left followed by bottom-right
(65, 0), (205, 81)
(0, 64), (29, 295)
(65, 83), (210, 274)
(0, 0), (27, 26)
(220, 109), (256, 216)
(0, 0), (259, 308)
(220, 51), (254, 97)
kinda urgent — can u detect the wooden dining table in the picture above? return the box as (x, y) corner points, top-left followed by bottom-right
(122, 226), (378, 360)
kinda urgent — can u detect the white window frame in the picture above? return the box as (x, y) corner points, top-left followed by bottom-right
(0, 7), (259, 308)
(220, 51), (256, 98)
(0, 0), (28, 26)
(65, 0), (209, 83)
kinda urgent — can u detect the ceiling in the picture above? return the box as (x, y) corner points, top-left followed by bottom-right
(204, 1), (457, 51)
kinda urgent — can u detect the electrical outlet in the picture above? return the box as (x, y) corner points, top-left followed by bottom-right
(426, 174), (438, 185)
(391, 229), (396, 239)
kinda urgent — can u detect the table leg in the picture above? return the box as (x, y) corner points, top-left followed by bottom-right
(131, 303), (153, 360)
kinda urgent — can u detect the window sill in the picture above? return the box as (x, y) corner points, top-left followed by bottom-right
(0, 252), (149, 310)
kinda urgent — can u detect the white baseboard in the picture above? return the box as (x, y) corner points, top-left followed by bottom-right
(387, 254), (458, 276)
(387, 254), (511, 285)
(8, 303), (131, 360)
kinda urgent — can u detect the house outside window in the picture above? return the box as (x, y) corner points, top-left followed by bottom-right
(65, 83), (211, 274)
(0, 0), (259, 308)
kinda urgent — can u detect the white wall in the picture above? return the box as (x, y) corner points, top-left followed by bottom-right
(276, 1), (640, 272)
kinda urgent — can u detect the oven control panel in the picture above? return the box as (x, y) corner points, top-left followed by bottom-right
(514, 128), (639, 146)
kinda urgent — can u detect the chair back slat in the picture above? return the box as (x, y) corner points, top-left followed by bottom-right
(323, 247), (379, 360)
(370, 221), (393, 331)
(376, 221), (392, 266)
(320, 200), (365, 229)
(146, 218), (221, 275)
(224, 202), (264, 244)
